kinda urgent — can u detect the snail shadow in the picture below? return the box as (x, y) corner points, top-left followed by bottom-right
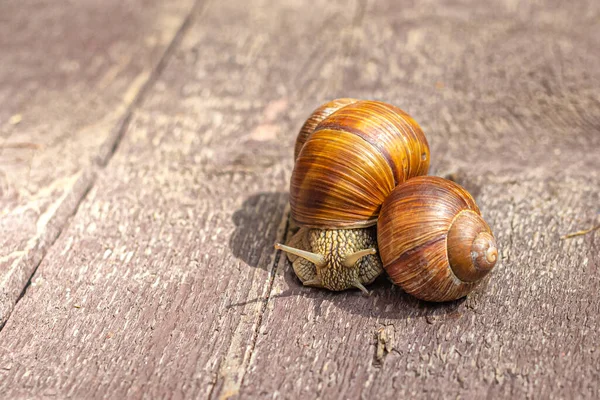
(441, 169), (482, 200)
(274, 261), (469, 321)
(230, 191), (289, 271)
(229, 258), (470, 322)
(229, 192), (471, 322)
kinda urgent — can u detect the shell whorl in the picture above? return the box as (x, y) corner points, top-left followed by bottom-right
(290, 100), (430, 229)
(294, 98), (359, 160)
(447, 210), (498, 282)
(377, 176), (498, 302)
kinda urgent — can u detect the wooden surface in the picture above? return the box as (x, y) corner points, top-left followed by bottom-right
(0, 0), (598, 398)
(0, 0), (196, 326)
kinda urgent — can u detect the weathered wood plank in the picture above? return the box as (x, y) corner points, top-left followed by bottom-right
(238, 0), (600, 398)
(0, 0), (598, 398)
(0, 0), (197, 326)
(0, 0), (359, 398)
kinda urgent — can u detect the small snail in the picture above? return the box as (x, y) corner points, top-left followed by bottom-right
(275, 99), (498, 301)
(276, 99), (430, 294)
(377, 176), (498, 301)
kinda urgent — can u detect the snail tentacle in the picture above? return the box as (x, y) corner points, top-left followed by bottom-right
(352, 281), (370, 295)
(303, 278), (324, 288)
(274, 243), (326, 268)
(343, 248), (377, 268)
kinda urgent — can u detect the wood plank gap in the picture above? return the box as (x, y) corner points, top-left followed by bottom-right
(241, 209), (291, 380)
(11, 180), (95, 314)
(215, 205), (291, 400)
(0, 169), (95, 330)
(99, 0), (209, 166)
(0, 0), (206, 331)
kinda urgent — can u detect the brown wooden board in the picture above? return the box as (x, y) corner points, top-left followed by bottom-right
(238, 0), (600, 398)
(0, 0), (196, 325)
(0, 0), (359, 397)
(0, 0), (598, 399)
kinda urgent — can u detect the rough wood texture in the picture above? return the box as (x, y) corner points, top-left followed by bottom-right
(0, 0), (599, 399)
(0, 0), (350, 397)
(240, 1), (600, 398)
(0, 0), (196, 325)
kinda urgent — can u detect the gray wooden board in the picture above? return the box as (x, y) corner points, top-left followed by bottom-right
(0, 0), (598, 399)
(0, 0), (196, 325)
(0, 0), (360, 397)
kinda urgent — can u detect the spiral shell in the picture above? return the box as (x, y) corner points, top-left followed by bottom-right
(290, 100), (430, 229)
(294, 98), (359, 160)
(377, 176), (498, 302)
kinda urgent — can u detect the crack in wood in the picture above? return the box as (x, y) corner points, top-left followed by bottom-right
(100, 0), (205, 166)
(0, 0), (205, 331)
(13, 175), (94, 308)
(0, 170), (93, 329)
(215, 205), (291, 399)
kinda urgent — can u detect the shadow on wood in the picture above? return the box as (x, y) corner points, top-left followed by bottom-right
(230, 191), (289, 270)
(229, 191), (469, 322)
(441, 168), (483, 200)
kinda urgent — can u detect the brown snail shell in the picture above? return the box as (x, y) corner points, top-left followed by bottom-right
(290, 100), (430, 229)
(294, 98), (359, 160)
(377, 176), (498, 302)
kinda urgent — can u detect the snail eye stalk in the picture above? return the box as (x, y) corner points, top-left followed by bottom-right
(343, 248), (377, 268)
(274, 243), (326, 268)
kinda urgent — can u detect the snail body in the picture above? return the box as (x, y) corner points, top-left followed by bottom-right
(279, 227), (382, 294)
(276, 99), (430, 294)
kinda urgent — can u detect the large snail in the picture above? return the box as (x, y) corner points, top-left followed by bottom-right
(275, 99), (498, 301)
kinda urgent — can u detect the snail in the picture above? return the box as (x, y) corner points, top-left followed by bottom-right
(377, 176), (498, 301)
(275, 99), (498, 301)
(275, 99), (430, 294)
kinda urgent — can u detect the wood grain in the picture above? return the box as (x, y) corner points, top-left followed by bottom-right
(0, 0), (196, 326)
(0, 0), (598, 399)
(239, 0), (600, 398)
(0, 0), (359, 397)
